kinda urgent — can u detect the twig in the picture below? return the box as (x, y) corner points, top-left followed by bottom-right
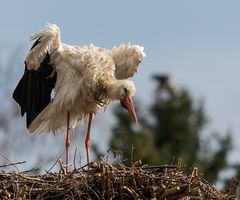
(224, 177), (238, 195)
(77, 162), (92, 172)
(0, 161), (26, 168)
(45, 159), (59, 174)
(73, 147), (77, 170)
(159, 185), (188, 199)
(14, 173), (43, 182)
(56, 156), (67, 175)
(0, 152), (20, 172)
(21, 168), (40, 174)
(141, 165), (177, 169)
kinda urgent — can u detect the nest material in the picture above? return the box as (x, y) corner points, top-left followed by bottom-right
(0, 160), (238, 200)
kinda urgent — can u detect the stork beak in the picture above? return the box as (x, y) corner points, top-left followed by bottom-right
(120, 96), (138, 123)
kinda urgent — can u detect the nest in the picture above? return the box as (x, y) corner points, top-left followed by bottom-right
(0, 160), (238, 200)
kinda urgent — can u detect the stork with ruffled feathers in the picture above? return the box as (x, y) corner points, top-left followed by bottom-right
(13, 24), (145, 168)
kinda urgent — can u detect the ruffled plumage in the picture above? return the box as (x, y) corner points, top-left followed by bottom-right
(13, 24), (146, 134)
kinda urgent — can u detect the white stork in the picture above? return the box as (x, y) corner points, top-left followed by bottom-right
(13, 24), (145, 168)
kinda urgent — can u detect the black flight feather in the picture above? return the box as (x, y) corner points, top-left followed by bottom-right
(13, 39), (57, 128)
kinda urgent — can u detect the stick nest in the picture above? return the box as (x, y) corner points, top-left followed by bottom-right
(0, 160), (238, 200)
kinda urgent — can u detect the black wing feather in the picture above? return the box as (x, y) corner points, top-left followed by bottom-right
(13, 39), (57, 127)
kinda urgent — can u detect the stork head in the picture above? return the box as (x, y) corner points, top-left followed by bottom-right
(106, 80), (138, 123)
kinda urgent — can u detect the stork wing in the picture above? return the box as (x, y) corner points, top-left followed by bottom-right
(13, 24), (60, 127)
(25, 23), (61, 70)
(111, 44), (146, 79)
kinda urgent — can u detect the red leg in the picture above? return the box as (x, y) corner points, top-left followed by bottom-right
(65, 111), (70, 172)
(85, 113), (93, 165)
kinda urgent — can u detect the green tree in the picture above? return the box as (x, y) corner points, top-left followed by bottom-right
(109, 104), (160, 164)
(108, 75), (232, 183)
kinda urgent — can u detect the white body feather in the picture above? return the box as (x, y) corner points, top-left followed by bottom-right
(26, 24), (145, 134)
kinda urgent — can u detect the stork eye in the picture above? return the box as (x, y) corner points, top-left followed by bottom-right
(123, 87), (128, 97)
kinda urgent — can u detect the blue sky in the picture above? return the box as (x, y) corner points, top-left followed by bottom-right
(1, 1), (240, 165)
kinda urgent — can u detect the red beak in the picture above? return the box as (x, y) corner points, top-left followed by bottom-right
(120, 96), (138, 123)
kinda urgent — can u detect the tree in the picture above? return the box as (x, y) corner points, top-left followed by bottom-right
(108, 75), (232, 183)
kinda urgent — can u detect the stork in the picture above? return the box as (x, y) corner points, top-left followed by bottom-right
(13, 24), (145, 168)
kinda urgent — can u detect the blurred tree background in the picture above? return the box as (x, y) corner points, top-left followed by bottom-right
(102, 74), (233, 184)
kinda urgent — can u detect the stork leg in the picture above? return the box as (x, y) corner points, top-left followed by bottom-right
(85, 113), (93, 165)
(65, 111), (70, 172)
